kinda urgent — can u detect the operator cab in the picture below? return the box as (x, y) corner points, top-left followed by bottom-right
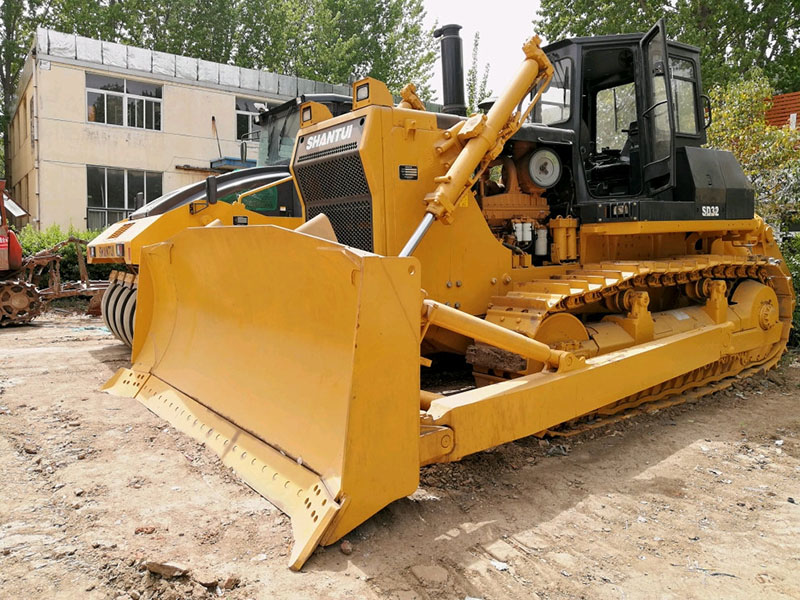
(527, 20), (752, 224)
(255, 94), (352, 167)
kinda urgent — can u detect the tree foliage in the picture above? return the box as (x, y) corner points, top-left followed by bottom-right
(1, 0), (39, 178)
(705, 72), (799, 347)
(781, 235), (800, 345)
(705, 69), (800, 229)
(466, 32), (491, 114)
(535, 0), (800, 93)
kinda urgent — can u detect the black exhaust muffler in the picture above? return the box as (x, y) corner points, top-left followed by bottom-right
(434, 24), (467, 116)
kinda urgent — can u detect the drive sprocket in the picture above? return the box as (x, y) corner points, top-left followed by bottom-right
(0, 280), (44, 326)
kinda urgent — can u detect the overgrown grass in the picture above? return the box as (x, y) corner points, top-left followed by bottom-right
(15, 224), (114, 283)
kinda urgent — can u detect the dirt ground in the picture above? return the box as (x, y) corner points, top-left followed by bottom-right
(1, 312), (799, 600)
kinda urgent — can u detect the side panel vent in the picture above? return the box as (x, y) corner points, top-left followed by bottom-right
(108, 222), (135, 239)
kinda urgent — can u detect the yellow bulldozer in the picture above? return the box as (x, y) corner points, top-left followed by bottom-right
(104, 20), (794, 570)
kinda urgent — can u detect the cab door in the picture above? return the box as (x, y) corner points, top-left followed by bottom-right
(639, 19), (676, 195)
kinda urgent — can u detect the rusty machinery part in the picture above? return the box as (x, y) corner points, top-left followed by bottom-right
(2, 236), (109, 326)
(101, 270), (137, 347)
(0, 280), (44, 326)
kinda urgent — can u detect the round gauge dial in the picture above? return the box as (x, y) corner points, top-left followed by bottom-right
(528, 148), (562, 188)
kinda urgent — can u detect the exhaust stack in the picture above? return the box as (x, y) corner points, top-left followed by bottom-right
(434, 24), (467, 116)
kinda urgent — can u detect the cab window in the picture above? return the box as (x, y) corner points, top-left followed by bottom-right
(595, 82), (636, 151)
(533, 57), (572, 125)
(670, 57), (698, 135)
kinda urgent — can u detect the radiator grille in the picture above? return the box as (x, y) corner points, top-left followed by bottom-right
(295, 154), (369, 203)
(305, 199), (373, 252)
(296, 142), (358, 163)
(295, 152), (373, 252)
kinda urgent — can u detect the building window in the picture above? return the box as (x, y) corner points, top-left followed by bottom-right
(86, 73), (162, 130)
(21, 96), (27, 142)
(86, 165), (163, 229)
(13, 112), (20, 149)
(21, 176), (28, 213)
(29, 96), (35, 148)
(236, 97), (267, 140)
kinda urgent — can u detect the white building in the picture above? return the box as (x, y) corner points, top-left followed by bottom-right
(7, 28), (349, 230)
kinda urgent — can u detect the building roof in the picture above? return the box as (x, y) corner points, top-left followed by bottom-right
(766, 91), (800, 128)
(32, 28), (350, 102)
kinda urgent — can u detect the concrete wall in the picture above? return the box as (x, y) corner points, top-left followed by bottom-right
(7, 75), (37, 226)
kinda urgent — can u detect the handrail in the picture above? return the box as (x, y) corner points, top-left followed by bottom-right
(235, 175), (293, 206)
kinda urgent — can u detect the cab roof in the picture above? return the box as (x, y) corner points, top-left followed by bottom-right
(543, 33), (700, 55)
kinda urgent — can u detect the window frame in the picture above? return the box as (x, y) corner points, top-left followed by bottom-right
(21, 95), (28, 142)
(235, 96), (267, 141)
(86, 165), (163, 229)
(668, 55), (701, 138)
(86, 72), (163, 131)
(532, 56), (573, 126)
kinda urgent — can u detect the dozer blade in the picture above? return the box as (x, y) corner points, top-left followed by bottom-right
(103, 224), (423, 569)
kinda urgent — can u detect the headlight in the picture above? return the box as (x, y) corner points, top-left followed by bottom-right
(528, 148), (562, 188)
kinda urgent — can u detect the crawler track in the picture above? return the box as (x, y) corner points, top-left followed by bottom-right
(478, 254), (793, 431)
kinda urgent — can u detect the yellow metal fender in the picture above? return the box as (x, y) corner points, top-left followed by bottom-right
(104, 224), (423, 568)
(88, 201), (303, 266)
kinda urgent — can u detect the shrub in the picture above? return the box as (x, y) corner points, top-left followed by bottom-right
(706, 69), (800, 229)
(15, 224), (115, 283)
(781, 236), (800, 347)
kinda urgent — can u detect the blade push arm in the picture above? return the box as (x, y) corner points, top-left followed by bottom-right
(399, 36), (554, 257)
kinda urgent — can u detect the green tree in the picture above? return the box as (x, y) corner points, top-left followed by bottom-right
(466, 32), (491, 114)
(233, 0), (309, 74)
(535, 0), (800, 92)
(1, 0), (35, 178)
(39, 0), (132, 41)
(705, 69), (800, 228)
(234, 0), (437, 98)
(127, 0), (240, 63)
